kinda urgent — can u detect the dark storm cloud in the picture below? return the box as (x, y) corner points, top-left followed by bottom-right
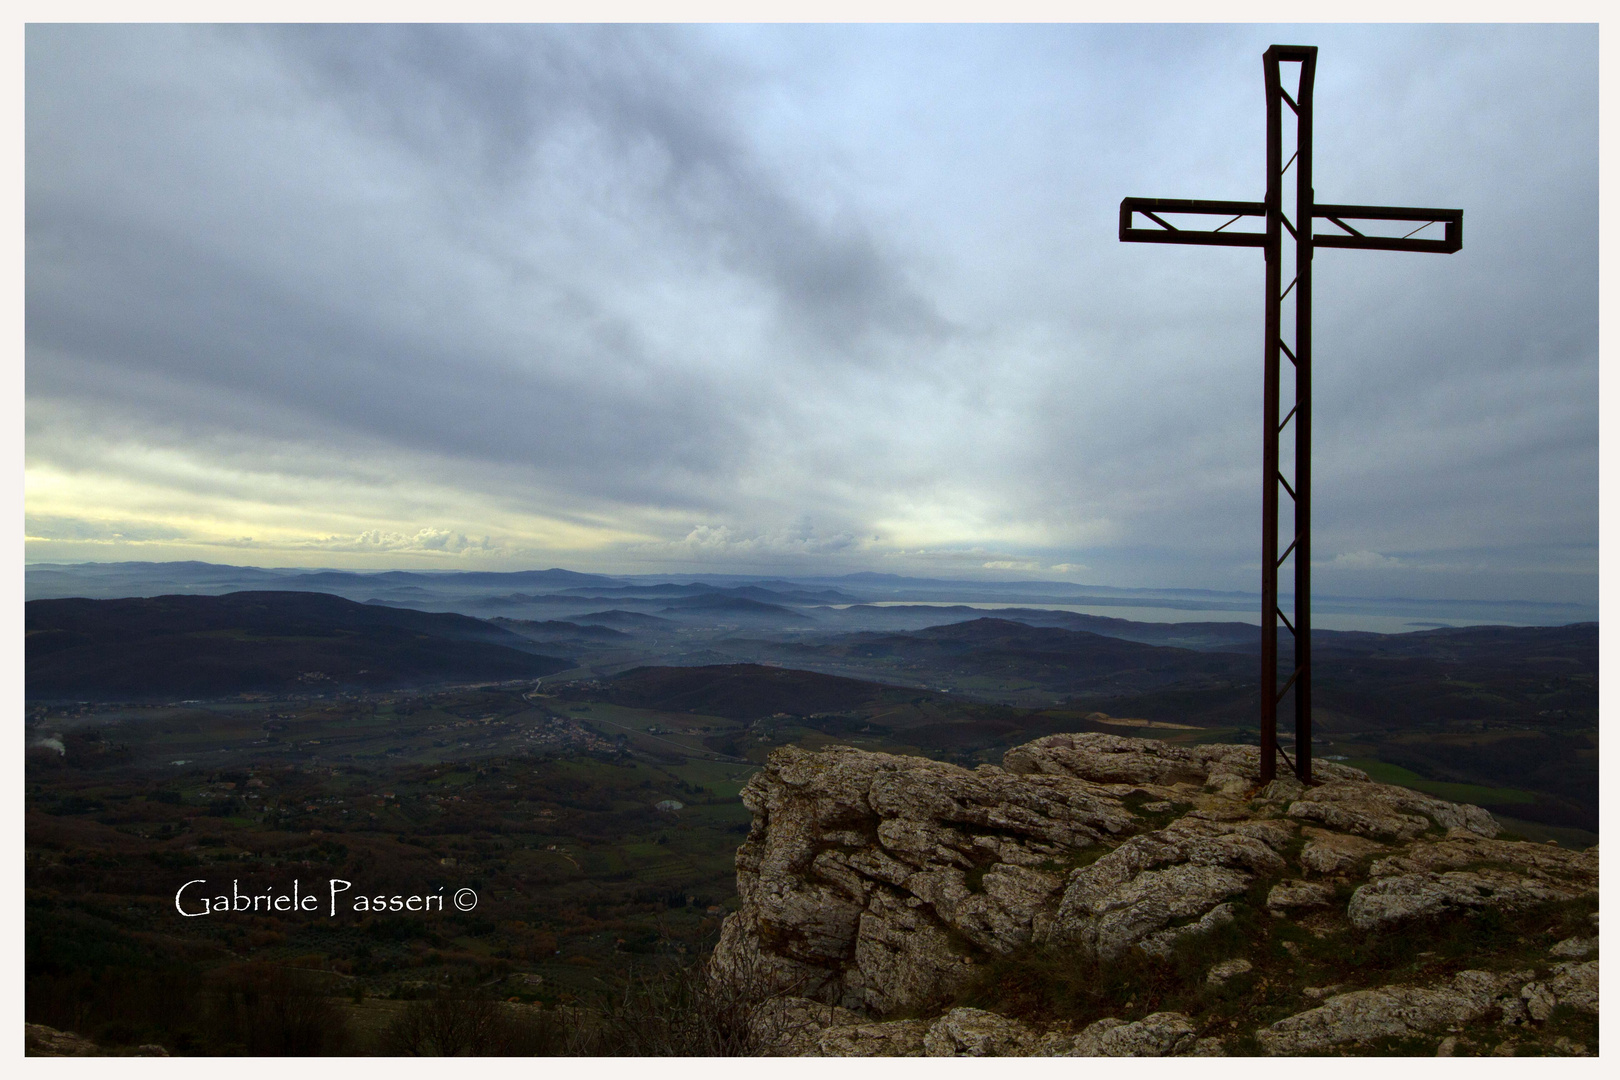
(258, 23), (949, 349)
(26, 195), (740, 508)
(23, 24), (1597, 601)
(26, 22), (964, 546)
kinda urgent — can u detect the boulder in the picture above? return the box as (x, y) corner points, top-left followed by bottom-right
(1548, 936), (1596, 959)
(1348, 869), (1589, 932)
(25, 1024), (103, 1057)
(1519, 981), (1557, 1022)
(24, 1024), (168, 1057)
(1266, 879), (1336, 913)
(816, 1019), (931, 1056)
(1285, 779), (1500, 841)
(844, 888), (977, 1015)
(921, 1007), (1042, 1056)
(1257, 970), (1531, 1054)
(1367, 832), (1597, 882)
(1057, 1012), (1198, 1056)
(1298, 827), (1386, 875)
(1002, 733), (1367, 794)
(748, 996), (865, 1055)
(713, 742), (1137, 1012)
(1045, 815), (1286, 958)
(1206, 957), (1253, 985)
(1546, 960), (1598, 1013)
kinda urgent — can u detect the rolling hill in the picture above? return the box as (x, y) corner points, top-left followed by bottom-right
(25, 591), (572, 701)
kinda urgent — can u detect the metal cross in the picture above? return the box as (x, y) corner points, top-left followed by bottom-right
(1118, 45), (1462, 784)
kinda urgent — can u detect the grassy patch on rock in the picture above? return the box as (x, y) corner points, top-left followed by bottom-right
(947, 892), (1598, 1050)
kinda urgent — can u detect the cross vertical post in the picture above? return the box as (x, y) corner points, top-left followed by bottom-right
(1264, 44), (1316, 784)
(1118, 45), (1461, 784)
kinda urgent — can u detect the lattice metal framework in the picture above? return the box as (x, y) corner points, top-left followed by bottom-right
(1118, 45), (1462, 783)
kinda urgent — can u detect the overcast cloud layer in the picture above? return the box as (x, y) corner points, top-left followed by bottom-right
(24, 24), (1597, 602)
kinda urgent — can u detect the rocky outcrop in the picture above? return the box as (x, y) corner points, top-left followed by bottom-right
(24, 1024), (168, 1057)
(814, 1017), (930, 1056)
(713, 741), (1138, 1012)
(1546, 960), (1599, 1013)
(750, 1000), (1214, 1057)
(1052, 1012), (1203, 1056)
(1256, 969), (1530, 1054)
(712, 733), (1599, 1056)
(920, 1007), (1043, 1056)
(1347, 832), (1598, 931)
(1286, 778), (1500, 841)
(1050, 813), (1289, 959)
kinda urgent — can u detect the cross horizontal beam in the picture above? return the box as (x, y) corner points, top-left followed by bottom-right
(1313, 203), (1463, 253)
(1120, 197), (1463, 254)
(1118, 197), (1266, 247)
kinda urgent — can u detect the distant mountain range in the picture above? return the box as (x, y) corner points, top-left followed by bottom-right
(25, 561), (624, 596)
(23, 558), (1596, 631)
(25, 591), (573, 701)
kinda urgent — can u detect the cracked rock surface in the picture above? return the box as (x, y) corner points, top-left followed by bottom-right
(1256, 969), (1531, 1054)
(712, 733), (1598, 1055)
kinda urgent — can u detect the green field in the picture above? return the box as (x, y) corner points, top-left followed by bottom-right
(1342, 758), (1537, 805)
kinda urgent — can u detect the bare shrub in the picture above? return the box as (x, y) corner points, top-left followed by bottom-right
(381, 993), (584, 1056)
(379, 951), (821, 1056)
(204, 963), (350, 1055)
(589, 952), (819, 1056)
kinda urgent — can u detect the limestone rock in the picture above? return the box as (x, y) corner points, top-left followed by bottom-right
(1547, 960), (1598, 1013)
(1302, 984), (1344, 1000)
(816, 1019), (931, 1056)
(748, 996), (866, 1055)
(1062, 1012), (1198, 1056)
(712, 733), (1585, 1043)
(845, 888), (976, 1015)
(1139, 902), (1238, 957)
(1257, 969), (1529, 1054)
(1549, 1036), (1591, 1056)
(714, 742), (1138, 1013)
(1498, 992), (1530, 1026)
(1206, 958), (1253, 985)
(1348, 869), (1586, 931)
(1266, 879), (1336, 913)
(1047, 815), (1284, 958)
(1002, 733), (1211, 786)
(922, 1007), (1042, 1056)
(1549, 936), (1596, 959)
(1286, 778), (1500, 841)
(25, 1024), (103, 1056)
(1345, 831), (1594, 932)
(23, 1024), (168, 1057)
(1002, 733), (1367, 794)
(1519, 981), (1556, 1022)
(1368, 832), (1597, 884)
(1299, 827), (1386, 875)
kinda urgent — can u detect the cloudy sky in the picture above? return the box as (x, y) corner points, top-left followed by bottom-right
(24, 23), (1597, 602)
